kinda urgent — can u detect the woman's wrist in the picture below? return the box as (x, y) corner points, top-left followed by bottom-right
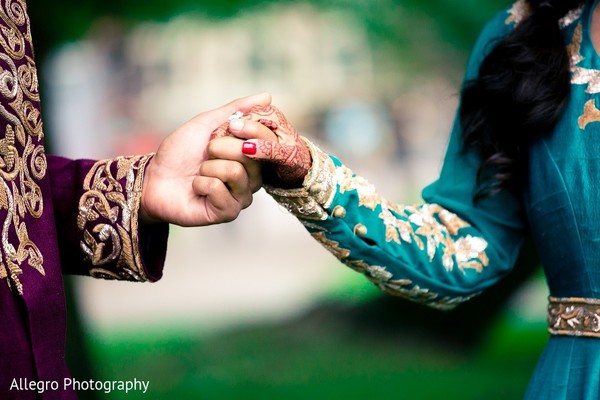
(264, 137), (336, 221)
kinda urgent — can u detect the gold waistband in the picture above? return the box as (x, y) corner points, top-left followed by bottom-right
(547, 297), (600, 338)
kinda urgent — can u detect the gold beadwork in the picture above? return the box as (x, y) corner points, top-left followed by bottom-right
(332, 205), (346, 219)
(267, 137), (490, 310)
(353, 224), (367, 237)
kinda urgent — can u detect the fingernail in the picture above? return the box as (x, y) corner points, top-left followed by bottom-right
(242, 142), (257, 155)
(229, 119), (244, 131)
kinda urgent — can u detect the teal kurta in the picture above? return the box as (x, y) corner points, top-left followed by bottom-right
(266, 1), (600, 398)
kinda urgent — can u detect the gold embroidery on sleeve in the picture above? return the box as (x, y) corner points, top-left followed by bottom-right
(378, 202), (489, 274)
(379, 279), (479, 310)
(78, 154), (153, 281)
(265, 138), (336, 220)
(0, 1), (46, 295)
(337, 165), (381, 210)
(267, 137), (490, 309)
(310, 231), (350, 260)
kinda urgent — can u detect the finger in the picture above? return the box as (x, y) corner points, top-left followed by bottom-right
(240, 139), (281, 163)
(206, 137), (262, 192)
(202, 92), (272, 132)
(192, 175), (242, 224)
(198, 159), (253, 209)
(209, 121), (230, 141)
(228, 118), (279, 141)
(241, 139), (311, 185)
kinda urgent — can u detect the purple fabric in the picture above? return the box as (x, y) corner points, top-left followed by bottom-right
(0, 2), (169, 399)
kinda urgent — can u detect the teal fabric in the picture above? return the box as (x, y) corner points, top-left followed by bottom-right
(522, 1), (600, 398)
(291, 1), (600, 398)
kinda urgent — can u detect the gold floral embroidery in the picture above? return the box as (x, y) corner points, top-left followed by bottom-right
(310, 231), (350, 260)
(0, 1), (46, 295)
(268, 139), (490, 309)
(568, 22), (584, 66)
(505, 0), (582, 28)
(78, 154), (153, 281)
(379, 202), (488, 273)
(560, 6), (584, 28)
(567, 22), (600, 129)
(548, 297), (600, 337)
(505, 1), (588, 128)
(379, 202), (424, 249)
(336, 165), (381, 210)
(265, 138), (336, 221)
(578, 99), (600, 129)
(505, 0), (531, 26)
(378, 279), (479, 310)
(570, 25), (600, 93)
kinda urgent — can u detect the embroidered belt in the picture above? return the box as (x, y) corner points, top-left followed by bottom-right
(547, 297), (600, 338)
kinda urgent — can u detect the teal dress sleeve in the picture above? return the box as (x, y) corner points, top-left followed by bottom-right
(266, 6), (527, 310)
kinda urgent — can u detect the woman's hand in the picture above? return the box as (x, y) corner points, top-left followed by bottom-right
(225, 105), (312, 187)
(140, 93), (271, 226)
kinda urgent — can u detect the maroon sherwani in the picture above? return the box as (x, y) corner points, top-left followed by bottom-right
(0, 2), (169, 399)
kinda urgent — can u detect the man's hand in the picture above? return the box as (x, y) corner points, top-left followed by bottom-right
(140, 93), (271, 226)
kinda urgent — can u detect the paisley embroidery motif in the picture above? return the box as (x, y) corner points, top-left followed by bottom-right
(0, 0), (46, 295)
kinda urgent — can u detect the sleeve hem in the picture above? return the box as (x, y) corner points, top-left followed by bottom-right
(264, 137), (337, 220)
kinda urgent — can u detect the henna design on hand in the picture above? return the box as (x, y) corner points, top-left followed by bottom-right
(209, 122), (229, 140)
(246, 105), (311, 186)
(209, 105), (312, 187)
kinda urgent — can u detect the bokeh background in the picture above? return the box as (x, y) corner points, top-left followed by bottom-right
(28, 0), (550, 398)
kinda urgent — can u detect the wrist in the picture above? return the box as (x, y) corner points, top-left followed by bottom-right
(263, 136), (313, 188)
(139, 157), (162, 225)
(264, 137), (336, 220)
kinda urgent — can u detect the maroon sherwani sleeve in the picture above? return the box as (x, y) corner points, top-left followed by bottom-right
(47, 154), (169, 282)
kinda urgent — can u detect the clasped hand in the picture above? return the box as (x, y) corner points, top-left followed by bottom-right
(140, 93), (270, 227)
(139, 92), (310, 227)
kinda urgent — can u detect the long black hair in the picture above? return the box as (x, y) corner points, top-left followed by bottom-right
(460, 0), (584, 200)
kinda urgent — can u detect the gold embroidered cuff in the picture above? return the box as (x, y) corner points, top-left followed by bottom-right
(78, 154), (154, 282)
(547, 296), (600, 338)
(265, 137), (336, 220)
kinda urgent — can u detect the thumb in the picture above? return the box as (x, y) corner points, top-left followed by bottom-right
(233, 92), (272, 113)
(201, 92), (272, 131)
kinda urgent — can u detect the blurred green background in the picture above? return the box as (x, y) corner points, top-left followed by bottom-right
(26, 0), (551, 399)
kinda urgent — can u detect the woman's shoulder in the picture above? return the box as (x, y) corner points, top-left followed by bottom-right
(478, 1), (526, 45)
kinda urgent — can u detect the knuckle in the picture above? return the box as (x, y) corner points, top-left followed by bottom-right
(205, 178), (221, 193)
(206, 140), (218, 157)
(228, 163), (246, 182)
(242, 195), (253, 209)
(223, 206), (241, 223)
